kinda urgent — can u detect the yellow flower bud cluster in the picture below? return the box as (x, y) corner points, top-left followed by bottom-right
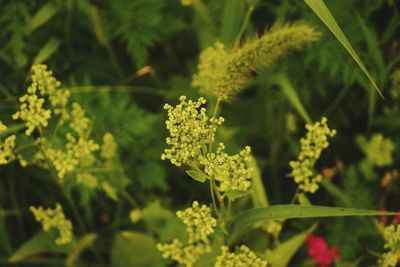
(199, 143), (252, 193)
(70, 103), (90, 137)
(379, 224), (400, 267)
(289, 117), (336, 193)
(365, 134), (395, 167)
(13, 64), (71, 135)
(215, 245), (268, 267)
(101, 133), (117, 160)
(12, 88), (51, 136)
(76, 172), (98, 188)
(0, 122), (16, 165)
(30, 203), (73, 245)
(161, 96), (224, 167)
(157, 201), (216, 266)
(42, 134), (99, 182)
(192, 23), (320, 100)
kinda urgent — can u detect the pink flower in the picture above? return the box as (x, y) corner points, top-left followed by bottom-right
(393, 212), (400, 224)
(306, 234), (340, 267)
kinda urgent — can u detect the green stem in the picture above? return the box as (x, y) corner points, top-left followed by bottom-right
(67, 85), (167, 96)
(235, 4), (255, 48)
(209, 179), (218, 214)
(121, 191), (140, 209)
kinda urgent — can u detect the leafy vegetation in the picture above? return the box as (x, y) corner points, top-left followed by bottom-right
(0, 0), (400, 266)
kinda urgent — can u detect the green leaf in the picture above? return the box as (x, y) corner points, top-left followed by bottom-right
(274, 73), (311, 123)
(249, 156), (269, 207)
(9, 230), (73, 263)
(186, 170), (208, 183)
(297, 193), (311, 206)
(304, 0), (383, 98)
(66, 233), (97, 267)
(226, 190), (249, 201)
(265, 224), (317, 267)
(229, 205), (397, 239)
(29, 2), (60, 32)
(111, 231), (165, 267)
(220, 0), (245, 45)
(33, 38), (61, 65)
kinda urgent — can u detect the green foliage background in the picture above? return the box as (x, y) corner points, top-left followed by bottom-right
(0, 0), (399, 266)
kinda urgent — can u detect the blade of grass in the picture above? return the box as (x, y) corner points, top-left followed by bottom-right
(304, 0), (383, 98)
(32, 38), (60, 65)
(273, 73), (311, 123)
(29, 2), (60, 32)
(229, 204), (397, 241)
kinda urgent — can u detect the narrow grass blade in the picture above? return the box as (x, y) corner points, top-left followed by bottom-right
(265, 224), (317, 267)
(274, 73), (311, 123)
(33, 38), (60, 65)
(229, 204), (397, 237)
(29, 2), (60, 32)
(304, 0), (383, 98)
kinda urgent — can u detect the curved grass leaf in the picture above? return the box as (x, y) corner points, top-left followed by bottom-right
(304, 0), (383, 98)
(33, 38), (60, 65)
(265, 224), (317, 267)
(229, 205), (397, 239)
(273, 73), (311, 123)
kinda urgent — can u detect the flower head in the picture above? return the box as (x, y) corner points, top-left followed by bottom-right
(199, 143), (252, 193)
(379, 224), (400, 267)
(215, 245), (268, 267)
(101, 132), (117, 160)
(306, 234), (340, 267)
(157, 201), (216, 266)
(30, 203), (73, 245)
(162, 96), (223, 167)
(289, 117), (336, 193)
(365, 134), (395, 167)
(192, 23), (320, 100)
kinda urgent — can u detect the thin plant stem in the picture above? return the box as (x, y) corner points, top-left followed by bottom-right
(235, 4), (255, 48)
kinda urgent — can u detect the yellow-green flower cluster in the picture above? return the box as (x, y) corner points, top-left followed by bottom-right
(12, 88), (51, 136)
(0, 121), (16, 165)
(215, 245), (268, 267)
(289, 117), (336, 193)
(70, 103), (90, 137)
(192, 23), (320, 100)
(30, 203), (73, 245)
(199, 143), (252, 193)
(101, 133), (117, 160)
(41, 133), (99, 181)
(161, 96), (224, 167)
(379, 224), (400, 267)
(76, 172), (98, 188)
(12, 64), (71, 135)
(366, 134), (395, 167)
(157, 201), (216, 267)
(180, 0), (194, 6)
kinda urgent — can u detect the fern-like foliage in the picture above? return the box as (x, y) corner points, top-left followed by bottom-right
(104, 0), (164, 67)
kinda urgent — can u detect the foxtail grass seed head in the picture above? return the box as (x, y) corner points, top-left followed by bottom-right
(192, 22), (320, 100)
(162, 96), (224, 167)
(215, 245), (268, 267)
(289, 117), (336, 193)
(30, 203), (73, 245)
